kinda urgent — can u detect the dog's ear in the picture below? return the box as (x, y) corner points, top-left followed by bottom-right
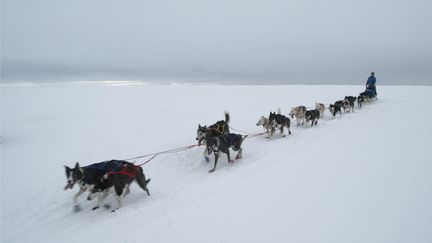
(74, 162), (80, 169)
(198, 124), (201, 129)
(64, 166), (71, 176)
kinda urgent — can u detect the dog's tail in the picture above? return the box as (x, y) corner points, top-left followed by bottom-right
(224, 111), (230, 124)
(135, 167), (151, 196)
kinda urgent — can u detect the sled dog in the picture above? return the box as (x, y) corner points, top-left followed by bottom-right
(64, 160), (149, 212)
(196, 112), (230, 146)
(256, 116), (272, 137)
(289, 106), (307, 125)
(205, 134), (246, 173)
(305, 109), (320, 127)
(269, 110), (292, 137)
(344, 96), (356, 112)
(315, 103), (326, 118)
(90, 163), (151, 211)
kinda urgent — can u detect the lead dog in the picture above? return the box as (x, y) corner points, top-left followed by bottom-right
(64, 160), (129, 211)
(64, 160), (149, 212)
(90, 163), (151, 212)
(289, 106), (307, 125)
(206, 133), (247, 173)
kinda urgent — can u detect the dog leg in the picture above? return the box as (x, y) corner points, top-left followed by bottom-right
(111, 184), (127, 212)
(73, 188), (85, 204)
(209, 152), (219, 173)
(92, 192), (102, 210)
(235, 148), (242, 160)
(226, 150), (233, 163)
(280, 126), (285, 137)
(112, 195), (122, 212)
(72, 188), (86, 211)
(92, 190), (111, 210)
(116, 186), (129, 211)
(203, 148), (210, 162)
(125, 184), (130, 195)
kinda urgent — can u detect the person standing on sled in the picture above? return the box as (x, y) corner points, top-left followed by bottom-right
(365, 72), (377, 96)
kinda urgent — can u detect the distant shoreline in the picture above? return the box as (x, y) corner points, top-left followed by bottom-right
(1, 80), (431, 87)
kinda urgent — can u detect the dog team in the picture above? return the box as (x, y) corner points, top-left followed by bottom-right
(64, 91), (376, 212)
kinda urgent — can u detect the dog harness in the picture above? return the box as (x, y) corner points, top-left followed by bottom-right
(211, 123), (225, 135)
(107, 164), (140, 178)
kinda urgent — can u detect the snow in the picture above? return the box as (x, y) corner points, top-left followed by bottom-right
(1, 83), (432, 243)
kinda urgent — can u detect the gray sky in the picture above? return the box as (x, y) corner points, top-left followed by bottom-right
(1, 0), (432, 84)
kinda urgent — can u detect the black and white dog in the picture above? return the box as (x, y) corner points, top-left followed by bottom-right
(65, 160), (126, 211)
(64, 160), (150, 212)
(305, 109), (320, 127)
(90, 163), (151, 212)
(196, 112), (230, 146)
(344, 96), (357, 112)
(205, 133), (247, 173)
(329, 100), (344, 118)
(357, 95), (365, 108)
(269, 110), (292, 137)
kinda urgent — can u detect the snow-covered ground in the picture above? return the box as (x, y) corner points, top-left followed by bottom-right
(1, 83), (432, 243)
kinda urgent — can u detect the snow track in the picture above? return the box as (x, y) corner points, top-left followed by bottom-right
(2, 84), (432, 243)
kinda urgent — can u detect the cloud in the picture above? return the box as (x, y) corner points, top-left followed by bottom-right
(2, 0), (432, 84)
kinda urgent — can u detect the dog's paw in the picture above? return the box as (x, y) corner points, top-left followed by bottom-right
(204, 156), (210, 163)
(92, 206), (100, 211)
(208, 168), (216, 173)
(73, 204), (81, 213)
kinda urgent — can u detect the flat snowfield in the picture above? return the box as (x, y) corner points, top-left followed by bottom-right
(2, 84), (432, 243)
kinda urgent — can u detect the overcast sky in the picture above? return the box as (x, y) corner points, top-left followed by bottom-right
(1, 0), (432, 84)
